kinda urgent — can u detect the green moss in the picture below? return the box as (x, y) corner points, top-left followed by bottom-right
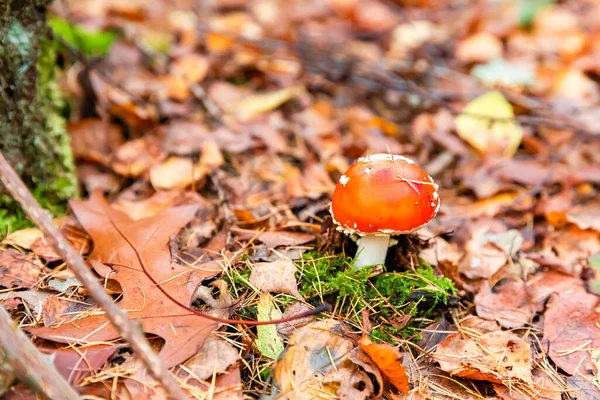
(0, 8), (78, 236)
(297, 251), (362, 298)
(297, 251), (456, 343)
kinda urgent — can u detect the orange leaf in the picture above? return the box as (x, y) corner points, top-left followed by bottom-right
(359, 336), (409, 394)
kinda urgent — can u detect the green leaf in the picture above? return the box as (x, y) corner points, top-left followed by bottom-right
(256, 293), (285, 360)
(519, 0), (555, 27)
(456, 91), (523, 158)
(49, 17), (117, 56)
(588, 253), (600, 295)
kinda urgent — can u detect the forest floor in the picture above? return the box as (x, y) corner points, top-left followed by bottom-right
(2, 0), (600, 399)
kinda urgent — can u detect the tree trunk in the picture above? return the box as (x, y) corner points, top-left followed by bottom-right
(0, 0), (77, 233)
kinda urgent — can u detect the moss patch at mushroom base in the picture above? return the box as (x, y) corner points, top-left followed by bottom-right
(297, 251), (456, 343)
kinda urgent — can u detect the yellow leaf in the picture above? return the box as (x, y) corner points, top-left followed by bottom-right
(256, 293), (284, 360)
(232, 86), (303, 120)
(456, 91), (523, 158)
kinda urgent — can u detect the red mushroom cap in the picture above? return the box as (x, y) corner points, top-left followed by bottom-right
(330, 154), (440, 235)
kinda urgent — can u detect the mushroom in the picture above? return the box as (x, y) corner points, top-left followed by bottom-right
(330, 154), (440, 268)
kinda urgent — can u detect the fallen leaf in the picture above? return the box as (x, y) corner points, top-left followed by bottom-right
(531, 227), (600, 275)
(258, 231), (315, 249)
(68, 119), (124, 164)
(256, 293), (285, 360)
(0, 249), (45, 289)
(176, 337), (239, 381)
(29, 191), (224, 367)
(112, 190), (206, 220)
(456, 32), (503, 64)
(41, 296), (94, 327)
(276, 302), (317, 338)
(542, 290), (600, 376)
(250, 259), (303, 299)
(149, 156), (209, 190)
(475, 279), (534, 328)
(434, 331), (533, 385)
(566, 376), (600, 400)
(527, 271), (585, 312)
(40, 345), (119, 384)
(111, 136), (166, 177)
(456, 91), (523, 158)
(269, 319), (381, 399)
(566, 201), (600, 232)
(359, 336), (409, 394)
(493, 369), (562, 400)
(460, 223), (515, 279)
(587, 253), (600, 295)
(2, 228), (43, 250)
(231, 86), (303, 120)
(171, 53), (209, 83)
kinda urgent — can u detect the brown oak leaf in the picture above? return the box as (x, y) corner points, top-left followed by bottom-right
(29, 191), (224, 367)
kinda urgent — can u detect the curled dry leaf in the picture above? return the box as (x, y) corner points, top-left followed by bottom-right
(249, 259), (303, 300)
(434, 330), (533, 385)
(359, 336), (409, 394)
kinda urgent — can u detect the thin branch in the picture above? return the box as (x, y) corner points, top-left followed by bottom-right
(0, 306), (80, 400)
(0, 151), (188, 400)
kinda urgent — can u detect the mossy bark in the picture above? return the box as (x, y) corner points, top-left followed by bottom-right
(0, 0), (77, 233)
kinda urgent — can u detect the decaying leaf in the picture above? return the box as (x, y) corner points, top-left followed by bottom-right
(456, 91), (523, 158)
(542, 290), (600, 376)
(40, 345), (119, 385)
(475, 279), (535, 328)
(256, 293), (285, 360)
(434, 330), (533, 385)
(29, 191), (224, 367)
(269, 319), (381, 399)
(249, 259), (303, 299)
(0, 249), (45, 289)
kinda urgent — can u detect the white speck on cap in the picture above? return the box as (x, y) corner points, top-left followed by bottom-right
(364, 167), (372, 175)
(339, 175), (350, 186)
(358, 153), (415, 165)
(433, 191), (439, 200)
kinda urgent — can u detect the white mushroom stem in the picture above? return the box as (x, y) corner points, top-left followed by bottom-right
(354, 234), (391, 268)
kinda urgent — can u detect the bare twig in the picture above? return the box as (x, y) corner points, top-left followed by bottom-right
(0, 306), (80, 400)
(0, 152), (188, 400)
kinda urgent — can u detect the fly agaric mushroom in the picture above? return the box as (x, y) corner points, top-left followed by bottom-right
(330, 154), (440, 268)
